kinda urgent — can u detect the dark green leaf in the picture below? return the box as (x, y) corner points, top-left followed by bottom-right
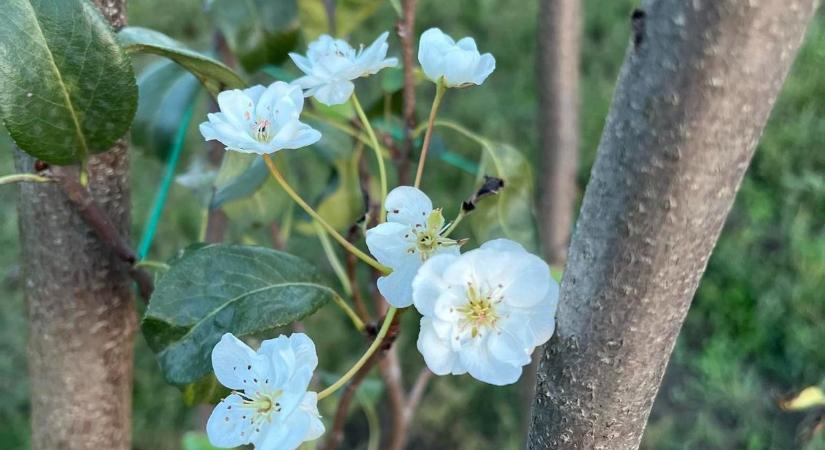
(143, 244), (335, 385)
(132, 60), (200, 160)
(0, 0), (138, 164)
(208, 0), (300, 73)
(181, 373), (228, 406)
(118, 26), (245, 96)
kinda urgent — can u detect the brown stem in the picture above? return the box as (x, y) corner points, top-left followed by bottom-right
(48, 166), (154, 302)
(381, 348), (408, 450)
(324, 313), (402, 450)
(346, 224), (372, 321)
(396, 0), (418, 185)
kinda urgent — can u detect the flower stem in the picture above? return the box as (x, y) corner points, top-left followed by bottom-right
(414, 79), (447, 188)
(262, 154), (390, 275)
(332, 293), (366, 332)
(0, 173), (51, 186)
(442, 209), (467, 238)
(318, 306), (397, 400)
(134, 260), (171, 271)
(351, 93), (388, 219)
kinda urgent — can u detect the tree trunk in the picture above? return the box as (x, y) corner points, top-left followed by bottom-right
(525, 0), (582, 437)
(528, 1), (818, 449)
(537, 0), (581, 267)
(15, 1), (135, 449)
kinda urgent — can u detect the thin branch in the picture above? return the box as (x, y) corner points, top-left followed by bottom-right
(0, 173), (51, 186)
(396, 0), (418, 185)
(324, 312), (403, 450)
(405, 367), (432, 420)
(49, 167), (154, 301)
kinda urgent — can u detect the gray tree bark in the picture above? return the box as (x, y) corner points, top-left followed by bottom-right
(528, 1), (819, 449)
(15, 1), (136, 449)
(537, 0), (581, 266)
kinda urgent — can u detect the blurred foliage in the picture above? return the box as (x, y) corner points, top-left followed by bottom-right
(0, 0), (823, 449)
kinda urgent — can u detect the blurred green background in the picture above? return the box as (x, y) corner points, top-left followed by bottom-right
(0, 0), (823, 449)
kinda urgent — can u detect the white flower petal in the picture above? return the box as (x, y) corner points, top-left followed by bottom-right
(243, 85), (267, 104)
(473, 53), (496, 85)
(488, 329), (531, 367)
(417, 28), (494, 87)
(312, 79), (355, 106)
(480, 238), (526, 253)
(412, 253), (459, 316)
(442, 48), (480, 87)
(418, 28), (453, 82)
(300, 392), (325, 440)
(211, 333), (259, 390)
(377, 261), (421, 308)
(274, 122), (322, 150)
(523, 294), (558, 347)
(455, 36), (478, 52)
(366, 222), (413, 267)
(384, 186), (433, 226)
(417, 317), (461, 375)
(257, 81), (301, 121)
(459, 339), (522, 386)
(254, 406), (312, 450)
(216, 88), (256, 129)
(206, 394), (254, 448)
(289, 52), (314, 74)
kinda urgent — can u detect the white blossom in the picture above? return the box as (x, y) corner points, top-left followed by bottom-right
(199, 82), (321, 155)
(417, 28), (496, 88)
(207, 333), (324, 450)
(412, 239), (558, 385)
(366, 186), (461, 308)
(290, 32), (398, 106)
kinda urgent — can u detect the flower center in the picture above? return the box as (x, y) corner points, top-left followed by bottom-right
(241, 389), (283, 417)
(408, 209), (460, 261)
(457, 282), (500, 338)
(254, 119), (272, 143)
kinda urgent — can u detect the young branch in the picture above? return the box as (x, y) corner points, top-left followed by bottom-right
(48, 166), (154, 301)
(324, 312), (403, 450)
(396, 0), (418, 185)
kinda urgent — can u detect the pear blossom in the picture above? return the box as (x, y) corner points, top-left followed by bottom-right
(365, 186), (462, 308)
(289, 32), (398, 106)
(412, 239), (558, 386)
(199, 81), (321, 155)
(207, 333), (324, 450)
(417, 28), (495, 88)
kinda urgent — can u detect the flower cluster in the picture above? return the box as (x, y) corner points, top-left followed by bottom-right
(202, 27), (558, 450)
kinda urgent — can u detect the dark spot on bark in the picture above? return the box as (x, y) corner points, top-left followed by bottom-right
(631, 8), (646, 48)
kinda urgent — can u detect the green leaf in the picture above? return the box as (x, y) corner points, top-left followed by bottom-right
(143, 244), (335, 385)
(0, 0), (138, 165)
(433, 121), (540, 252)
(780, 386), (825, 411)
(118, 26), (245, 96)
(181, 373), (228, 406)
(297, 0), (385, 40)
(208, 0), (300, 73)
(470, 142), (540, 252)
(132, 60), (200, 160)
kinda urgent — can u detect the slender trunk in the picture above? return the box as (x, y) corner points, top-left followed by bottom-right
(528, 1), (818, 449)
(537, 0), (581, 266)
(525, 0), (582, 437)
(16, 2), (135, 449)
